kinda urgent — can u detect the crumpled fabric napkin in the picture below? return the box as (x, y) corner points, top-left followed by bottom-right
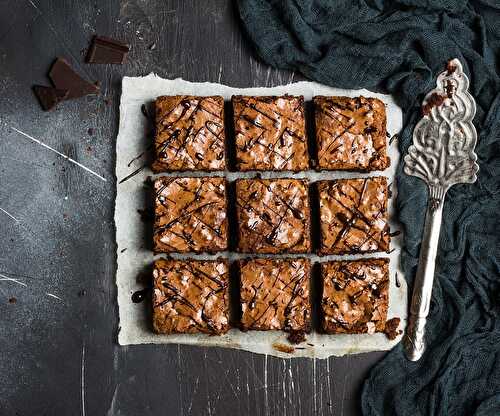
(236, 1), (500, 414)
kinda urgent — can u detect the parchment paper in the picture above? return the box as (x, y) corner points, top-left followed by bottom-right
(115, 75), (407, 358)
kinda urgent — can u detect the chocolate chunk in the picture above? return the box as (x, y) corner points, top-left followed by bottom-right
(32, 85), (69, 111)
(384, 317), (401, 340)
(86, 36), (131, 64)
(49, 58), (99, 99)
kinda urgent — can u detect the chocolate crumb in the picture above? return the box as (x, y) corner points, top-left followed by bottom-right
(8, 297), (17, 304)
(384, 317), (401, 340)
(287, 330), (306, 344)
(272, 343), (295, 354)
(87, 128), (94, 136)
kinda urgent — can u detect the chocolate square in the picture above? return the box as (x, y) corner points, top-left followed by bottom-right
(232, 95), (309, 171)
(314, 96), (389, 171)
(153, 177), (228, 253)
(318, 177), (390, 254)
(321, 259), (389, 334)
(152, 96), (226, 172)
(235, 178), (311, 253)
(153, 258), (229, 334)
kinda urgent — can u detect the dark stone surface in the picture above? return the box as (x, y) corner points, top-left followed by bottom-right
(0, 1), (385, 414)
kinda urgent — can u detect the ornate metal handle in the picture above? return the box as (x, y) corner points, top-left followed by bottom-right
(403, 186), (444, 361)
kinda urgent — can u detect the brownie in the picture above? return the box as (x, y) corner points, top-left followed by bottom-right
(239, 258), (311, 332)
(153, 177), (228, 253)
(317, 177), (390, 254)
(314, 96), (390, 171)
(152, 95), (226, 172)
(232, 95), (309, 171)
(152, 258), (229, 334)
(235, 178), (311, 253)
(321, 258), (389, 334)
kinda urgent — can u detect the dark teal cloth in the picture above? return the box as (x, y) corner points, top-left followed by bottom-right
(236, 1), (500, 414)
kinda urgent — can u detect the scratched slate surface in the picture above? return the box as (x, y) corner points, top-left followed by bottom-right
(0, 1), (385, 415)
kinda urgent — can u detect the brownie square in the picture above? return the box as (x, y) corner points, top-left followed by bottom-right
(152, 95), (225, 172)
(232, 95), (309, 171)
(317, 177), (390, 255)
(152, 258), (230, 334)
(239, 258), (311, 333)
(235, 178), (311, 253)
(321, 258), (389, 334)
(153, 177), (228, 253)
(314, 96), (390, 171)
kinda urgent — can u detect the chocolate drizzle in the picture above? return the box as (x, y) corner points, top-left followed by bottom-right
(132, 288), (150, 303)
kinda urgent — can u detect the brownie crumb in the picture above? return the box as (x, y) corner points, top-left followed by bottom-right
(287, 330), (306, 344)
(422, 93), (446, 116)
(272, 343), (295, 354)
(8, 297), (17, 304)
(384, 317), (401, 340)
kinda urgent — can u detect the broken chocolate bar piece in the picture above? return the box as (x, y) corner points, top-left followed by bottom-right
(49, 58), (99, 99)
(32, 85), (69, 111)
(86, 36), (131, 64)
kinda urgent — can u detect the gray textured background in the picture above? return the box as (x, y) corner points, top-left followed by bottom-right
(0, 1), (385, 415)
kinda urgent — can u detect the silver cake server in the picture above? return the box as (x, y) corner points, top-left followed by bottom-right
(403, 59), (479, 361)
